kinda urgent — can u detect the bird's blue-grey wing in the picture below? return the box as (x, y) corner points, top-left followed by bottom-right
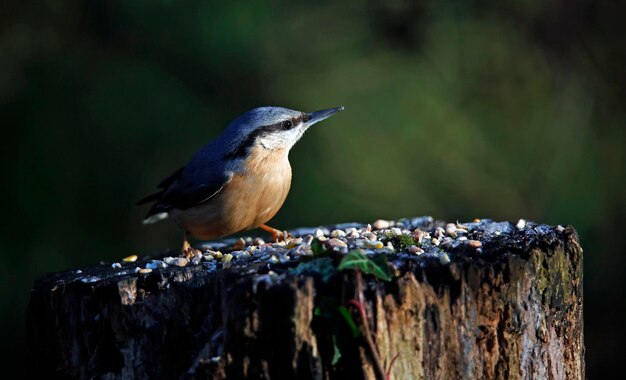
(140, 155), (232, 219)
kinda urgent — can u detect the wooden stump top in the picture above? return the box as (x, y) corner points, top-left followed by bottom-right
(27, 217), (584, 379)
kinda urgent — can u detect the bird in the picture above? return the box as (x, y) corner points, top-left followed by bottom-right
(137, 105), (344, 255)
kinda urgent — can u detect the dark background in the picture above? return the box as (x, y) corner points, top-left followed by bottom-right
(2, 0), (624, 377)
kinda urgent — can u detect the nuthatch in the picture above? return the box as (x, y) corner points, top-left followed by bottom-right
(138, 106), (344, 254)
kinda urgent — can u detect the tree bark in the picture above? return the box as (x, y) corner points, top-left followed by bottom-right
(27, 219), (584, 379)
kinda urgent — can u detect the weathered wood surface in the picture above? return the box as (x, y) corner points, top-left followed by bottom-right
(27, 218), (584, 379)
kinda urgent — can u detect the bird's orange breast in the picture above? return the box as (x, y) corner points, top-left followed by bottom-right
(170, 147), (292, 240)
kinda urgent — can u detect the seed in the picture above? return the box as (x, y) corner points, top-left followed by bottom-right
(123, 255), (138, 263)
(413, 229), (425, 243)
(373, 219), (391, 229)
(268, 255), (279, 264)
(221, 253), (233, 263)
(111, 262), (122, 269)
(556, 225), (565, 233)
(138, 268), (152, 274)
(360, 240), (384, 249)
(331, 229), (346, 238)
(408, 245), (424, 255)
(328, 238), (347, 247)
(146, 260), (167, 269)
(434, 227), (445, 239)
(432, 238), (440, 246)
(345, 228), (359, 238)
(440, 253), (450, 265)
(362, 232), (377, 241)
(390, 227), (402, 237)
(468, 240), (482, 248)
(175, 257), (189, 266)
(285, 238), (303, 248)
(445, 223), (457, 235)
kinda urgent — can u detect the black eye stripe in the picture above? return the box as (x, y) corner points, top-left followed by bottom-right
(224, 116), (303, 159)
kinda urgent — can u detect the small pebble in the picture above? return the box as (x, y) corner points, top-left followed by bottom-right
(268, 255), (279, 264)
(556, 225), (565, 233)
(440, 253), (451, 265)
(373, 219), (391, 229)
(468, 240), (482, 248)
(253, 238), (266, 246)
(138, 268), (152, 274)
(314, 229), (325, 238)
(408, 245), (424, 255)
(111, 262), (122, 269)
(516, 219), (526, 229)
(123, 254), (138, 263)
(75, 270), (83, 274)
(431, 238), (440, 246)
(458, 236), (468, 241)
(203, 254), (215, 261)
(221, 253), (233, 263)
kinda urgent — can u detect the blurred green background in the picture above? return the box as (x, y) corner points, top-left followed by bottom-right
(1, 0), (624, 377)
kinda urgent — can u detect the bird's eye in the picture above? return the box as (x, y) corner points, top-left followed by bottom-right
(281, 120), (293, 129)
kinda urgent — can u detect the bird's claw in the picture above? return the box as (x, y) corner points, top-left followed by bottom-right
(272, 230), (293, 242)
(258, 224), (292, 242)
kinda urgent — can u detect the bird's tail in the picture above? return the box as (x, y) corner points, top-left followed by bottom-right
(142, 212), (169, 225)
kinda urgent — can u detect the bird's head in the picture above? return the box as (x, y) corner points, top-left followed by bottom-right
(222, 106), (344, 159)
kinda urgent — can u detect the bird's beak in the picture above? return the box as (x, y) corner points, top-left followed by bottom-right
(304, 106), (344, 127)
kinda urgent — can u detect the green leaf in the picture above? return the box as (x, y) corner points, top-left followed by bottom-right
(370, 254), (392, 280)
(311, 238), (324, 255)
(337, 250), (392, 281)
(338, 305), (362, 337)
(332, 335), (342, 365)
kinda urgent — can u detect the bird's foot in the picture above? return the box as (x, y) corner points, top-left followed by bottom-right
(259, 224), (292, 242)
(181, 237), (201, 259)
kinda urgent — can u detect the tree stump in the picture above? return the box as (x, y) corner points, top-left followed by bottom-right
(27, 217), (584, 379)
